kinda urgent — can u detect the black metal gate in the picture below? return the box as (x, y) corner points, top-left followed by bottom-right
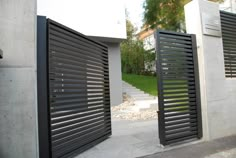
(37, 16), (111, 158)
(220, 11), (236, 78)
(156, 30), (202, 145)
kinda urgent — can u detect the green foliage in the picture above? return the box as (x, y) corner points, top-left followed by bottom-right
(121, 20), (147, 74)
(143, 0), (188, 31)
(144, 49), (156, 73)
(122, 73), (158, 96)
(143, 0), (223, 31)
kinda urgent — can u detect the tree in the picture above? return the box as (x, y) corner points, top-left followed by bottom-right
(143, 0), (223, 31)
(121, 20), (146, 74)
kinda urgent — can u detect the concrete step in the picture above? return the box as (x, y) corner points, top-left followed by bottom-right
(123, 89), (144, 93)
(122, 81), (158, 102)
(132, 100), (159, 112)
(123, 87), (138, 90)
(133, 96), (156, 100)
(129, 94), (150, 97)
(126, 91), (145, 94)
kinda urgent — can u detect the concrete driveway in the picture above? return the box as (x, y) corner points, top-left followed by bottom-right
(77, 118), (163, 158)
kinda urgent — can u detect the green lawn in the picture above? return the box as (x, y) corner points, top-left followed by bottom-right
(122, 73), (158, 96)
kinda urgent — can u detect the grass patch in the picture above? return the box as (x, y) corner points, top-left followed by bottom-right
(122, 73), (158, 96)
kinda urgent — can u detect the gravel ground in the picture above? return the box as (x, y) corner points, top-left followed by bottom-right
(111, 95), (158, 121)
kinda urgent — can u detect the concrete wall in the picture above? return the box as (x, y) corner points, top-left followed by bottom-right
(0, 0), (38, 158)
(220, 0), (236, 13)
(185, 0), (236, 141)
(105, 43), (123, 106)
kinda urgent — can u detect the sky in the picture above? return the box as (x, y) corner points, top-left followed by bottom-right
(124, 0), (145, 31)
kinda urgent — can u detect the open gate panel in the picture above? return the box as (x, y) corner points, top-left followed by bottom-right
(156, 31), (202, 145)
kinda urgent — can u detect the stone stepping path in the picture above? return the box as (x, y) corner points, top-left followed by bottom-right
(122, 81), (158, 111)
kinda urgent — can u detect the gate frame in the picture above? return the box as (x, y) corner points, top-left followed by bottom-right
(37, 16), (112, 158)
(37, 16), (51, 158)
(156, 30), (202, 146)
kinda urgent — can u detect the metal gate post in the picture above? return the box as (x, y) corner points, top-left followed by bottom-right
(156, 31), (166, 145)
(37, 16), (51, 158)
(191, 34), (203, 139)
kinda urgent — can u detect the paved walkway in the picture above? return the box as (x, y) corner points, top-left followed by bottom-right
(142, 135), (236, 158)
(77, 118), (163, 158)
(122, 81), (158, 111)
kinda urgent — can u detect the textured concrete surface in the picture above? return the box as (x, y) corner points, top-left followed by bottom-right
(106, 42), (123, 106)
(206, 148), (236, 158)
(77, 118), (162, 158)
(0, 0), (38, 158)
(142, 135), (236, 158)
(185, 0), (236, 141)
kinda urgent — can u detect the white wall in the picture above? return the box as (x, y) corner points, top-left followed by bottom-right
(105, 43), (123, 106)
(37, 0), (126, 40)
(220, 0), (236, 13)
(0, 0), (38, 157)
(185, 0), (236, 141)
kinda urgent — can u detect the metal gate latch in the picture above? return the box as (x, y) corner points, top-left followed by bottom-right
(0, 49), (3, 59)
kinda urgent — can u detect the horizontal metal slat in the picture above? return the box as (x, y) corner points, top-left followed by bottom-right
(164, 107), (197, 114)
(50, 90), (110, 96)
(160, 47), (193, 53)
(52, 119), (111, 141)
(159, 42), (192, 49)
(161, 63), (194, 68)
(53, 129), (111, 158)
(51, 115), (110, 136)
(50, 40), (108, 62)
(51, 108), (108, 124)
(160, 38), (192, 45)
(49, 28), (107, 52)
(165, 131), (198, 141)
(165, 122), (197, 131)
(49, 50), (108, 69)
(165, 114), (197, 122)
(163, 90), (195, 95)
(164, 102), (197, 109)
(52, 122), (111, 146)
(51, 112), (111, 130)
(51, 97), (109, 107)
(165, 118), (197, 127)
(161, 52), (193, 57)
(49, 74), (109, 83)
(51, 105), (107, 118)
(50, 81), (108, 86)
(50, 46), (108, 65)
(50, 56), (108, 73)
(165, 110), (197, 118)
(166, 126), (197, 135)
(52, 126), (111, 151)
(159, 33), (191, 40)
(163, 81), (195, 86)
(48, 20), (107, 49)
(49, 34), (107, 56)
(165, 134), (198, 145)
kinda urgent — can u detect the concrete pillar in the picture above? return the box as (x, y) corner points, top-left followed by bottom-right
(0, 0), (38, 158)
(106, 43), (123, 106)
(185, 0), (236, 141)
